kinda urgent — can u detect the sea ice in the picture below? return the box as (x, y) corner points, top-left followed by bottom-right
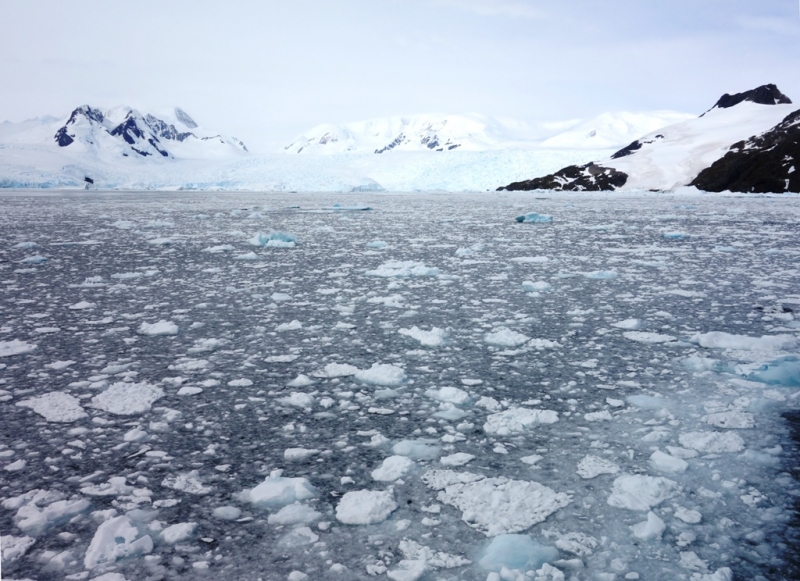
(484, 327), (530, 348)
(576, 455), (619, 479)
(212, 506), (242, 520)
(689, 332), (796, 351)
(440, 453), (475, 466)
(138, 320), (179, 336)
(249, 231), (297, 247)
(244, 470), (317, 508)
(372, 455), (416, 481)
(160, 522), (196, 544)
(478, 534), (558, 572)
(607, 475), (680, 511)
(355, 363), (407, 386)
(366, 261), (439, 278)
(1, 534), (36, 562)
(267, 502), (322, 525)
(630, 511), (666, 540)
(484, 407), (559, 436)
(335, 489), (398, 525)
(422, 471), (571, 536)
(649, 450), (689, 473)
(392, 440), (442, 460)
(705, 410), (754, 429)
(522, 280), (551, 292)
(84, 516), (153, 569)
(678, 431), (745, 453)
(90, 382), (165, 415)
(17, 392), (87, 422)
(161, 471), (213, 495)
(623, 331), (677, 343)
(399, 326), (447, 347)
(0, 339), (37, 357)
(426, 386), (470, 405)
(515, 213), (553, 223)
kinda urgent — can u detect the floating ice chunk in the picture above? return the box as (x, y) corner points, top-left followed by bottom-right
(245, 470), (317, 508)
(287, 374), (314, 388)
(399, 326), (447, 347)
(630, 511), (666, 540)
(203, 244), (235, 253)
(68, 300), (95, 310)
(91, 382), (165, 415)
(320, 363), (359, 377)
(367, 294), (405, 308)
(476, 396), (503, 412)
(138, 320), (178, 336)
(235, 251), (259, 260)
(12, 494), (91, 537)
(249, 231), (297, 247)
(84, 515), (153, 569)
(583, 270), (617, 280)
(389, 538), (471, 580)
(21, 254), (47, 263)
(271, 292), (292, 302)
(392, 440), (441, 460)
(4, 459), (26, 472)
(423, 470), (571, 536)
(521, 455), (544, 467)
(1, 534), (35, 561)
(279, 391), (314, 407)
(0, 339), (37, 357)
(441, 453), (475, 466)
(372, 455), (416, 481)
(661, 231), (688, 239)
(426, 386), (470, 405)
(689, 332), (796, 351)
(212, 506), (241, 520)
(576, 455), (619, 479)
(510, 256), (549, 263)
(675, 506), (702, 524)
(148, 237), (173, 245)
(584, 410), (613, 422)
(284, 448), (320, 461)
(188, 338), (225, 353)
(484, 327), (530, 348)
(268, 502), (322, 525)
(276, 320), (303, 331)
(14, 241), (37, 248)
(478, 534), (558, 572)
(623, 331), (676, 343)
(522, 280), (551, 292)
(161, 522), (196, 544)
(81, 477), (134, 497)
(335, 489), (398, 525)
(678, 431), (745, 453)
(607, 475), (680, 511)
(626, 395), (671, 409)
(735, 357), (800, 387)
(367, 240), (388, 248)
(45, 360), (75, 370)
(17, 392), (87, 422)
(649, 450), (688, 474)
(177, 386), (203, 396)
(613, 319), (641, 330)
(366, 261), (439, 278)
(355, 363), (407, 386)
(484, 408), (559, 436)
(705, 410), (754, 429)
(161, 471), (213, 495)
(683, 356), (721, 372)
(228, 378), (253, 387)
(515, 213), (553, 223)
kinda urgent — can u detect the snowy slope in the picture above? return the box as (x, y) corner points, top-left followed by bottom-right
(282, 111), (692, 155)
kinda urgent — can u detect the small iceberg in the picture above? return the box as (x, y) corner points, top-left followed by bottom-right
(515, 213), (553, 224)
(249, 231), (297, 248)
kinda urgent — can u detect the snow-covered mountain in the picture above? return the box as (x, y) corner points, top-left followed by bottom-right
(282, 111), (691, 154)
(499, 84), (798, 192)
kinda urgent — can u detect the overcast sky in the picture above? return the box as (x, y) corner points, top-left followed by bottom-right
(1, 0), (799, 152)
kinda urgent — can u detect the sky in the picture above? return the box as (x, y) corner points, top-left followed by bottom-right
(1, 0), (799, 152)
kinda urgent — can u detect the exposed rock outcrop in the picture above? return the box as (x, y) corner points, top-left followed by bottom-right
(499, 162), (628, 191)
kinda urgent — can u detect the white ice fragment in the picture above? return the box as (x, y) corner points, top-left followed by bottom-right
(0, 339), (37, 357)
(478, 534), (558, 573)
(1, 534), (36, 561)
(320, 363), (359, 377)
(399, 326), (447, 347)
(607, 475), (680, 511)
(522, 280), (551, 292)
(279, 391), (315, 407)
(17, 392), (87, 422)
(335, 489), (398, 525)
(584, 410), (613, 422)
(160, 522), (196, 544)
(271, 292), (292, 302)
(284, 448), (320, 461)
(576, 455), (619, 479)
(484, 408), (558, 436)
(212, 506), (241, 520)
(123, 428), (149, 442)
(484, 327), (530, 348)
(355, 363), (407, 386)
(91, 382), (165, 415)
(161, 471), (212, 495)
(228, 378), (253, 387)
(705, 411), (754, 429)
(649, 450), (689, 474)
(622, 331), (676, 344)
(678, 431), (745, 453)
(84, 515), (153, 569)
(268, 502), (322, 525)
(372, 456), (416, 481)
(613, 319), (641, 330)
(138, 320), (178, 336)
(177, 386), (203, 396)
(423, 470), (571, 536)
(510, 256), (549, 263)
(440, 453), (475, 467)
(691, 332), (796, 351)
(630, 511), (666, 540)
(392, 440), (441, 460)
(675, 506), (702, 524)
(287, 375), (314, 388)
(366, 261), (439, 278)
(426, 386), (470, 405)
(276, 320), (303, 331)
(246, 471), (317, 508)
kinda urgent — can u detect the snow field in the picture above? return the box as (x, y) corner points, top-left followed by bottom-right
(0, 191), (798, 580)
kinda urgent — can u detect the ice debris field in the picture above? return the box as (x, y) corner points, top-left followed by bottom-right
(1, 190), (799, 581)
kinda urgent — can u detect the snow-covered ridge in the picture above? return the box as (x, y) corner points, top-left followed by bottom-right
(282, 111), (692, 155)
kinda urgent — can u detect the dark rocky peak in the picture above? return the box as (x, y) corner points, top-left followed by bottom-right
(66, 105), (105, 126)
(109, 111), (148, 145)
(174, 107), (198, 129)
(144, 114), (194, 142)
(707, 84), (792, 113)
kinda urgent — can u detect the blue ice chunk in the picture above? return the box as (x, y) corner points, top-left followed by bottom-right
(661, 231), (688, 239)
(367, 240), (388, 248)
(627, 395), (672, 409)
(737, 357), (800, 387)
(515, 213), (553, 224)
(477, 534), (558, 572)
(249, 231), (297, 247)
(328, 203), (372, 210)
